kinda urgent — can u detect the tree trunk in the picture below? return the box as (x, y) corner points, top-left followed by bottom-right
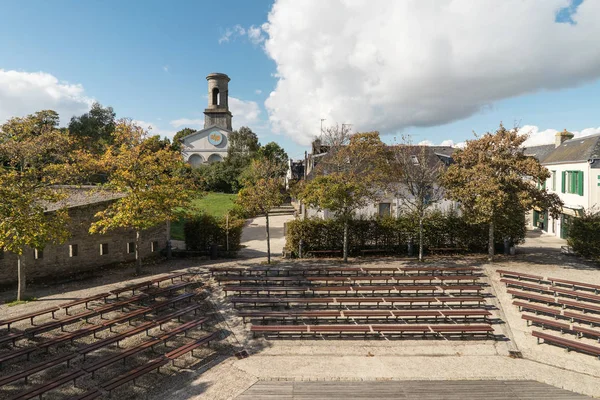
(488, 221), (495, 262)
(343, 219), (349, 263)
(17, 254), (25, 301)
(135, 230), (142, 275)
(166, 219), (172, 260)
(265, 213), (271, 264)
(418, 215), (424, 262)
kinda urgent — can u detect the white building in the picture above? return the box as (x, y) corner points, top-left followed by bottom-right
(524, 130), (600, 238)
(181, 73), (232, 166)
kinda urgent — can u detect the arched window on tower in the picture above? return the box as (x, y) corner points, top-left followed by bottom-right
(212, 88), (220, 106)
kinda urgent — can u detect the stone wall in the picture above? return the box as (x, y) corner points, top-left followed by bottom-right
(0, 201), (168, 285)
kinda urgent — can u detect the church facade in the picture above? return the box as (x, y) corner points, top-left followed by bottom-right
(181, 73), (232, 166)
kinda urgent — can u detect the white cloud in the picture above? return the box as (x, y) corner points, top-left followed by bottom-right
(133, 119), (175, 139)
(170, 97), (262, 131)
(163, 65), (169, 73)
(439, 139), (455, 147)
(521, 125), (600, 146)
(218, 25), (246, 44)
(247, 25), (266, 45)
(262, 0), (600, 145)
(418, 140), (434, 146)
(255, 89), (263, 95)
(0, 69), (93, 125)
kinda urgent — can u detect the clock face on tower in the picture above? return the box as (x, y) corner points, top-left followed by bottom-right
(208, 131), (223, 146)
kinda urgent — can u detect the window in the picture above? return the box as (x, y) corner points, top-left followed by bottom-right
(378, 203), (391, 217)
(151, 241), (159, 252)
(597, 175), (600, 187)
(212, 88), (220, 106)
(551, 171), (556, 191)
(127, 242), (135, 254)
(69, 244), (78, 257)
(562, 171), (584, 195)
(100, 243), (109, 255)
(34, 249), (43, 260)
(410, 155), (420, 165)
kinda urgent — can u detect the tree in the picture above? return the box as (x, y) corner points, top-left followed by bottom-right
(0, 111), (72, 300)
(88, 119), (197, 274)
(227, 126), (260, 159)
(236, 158), (285, 264)
(299, 132), (392, 262)
(392, 138), (446, 261)
(442, 124), (563, 261)
(172, 127), (195, 152)
(68, 102), (116, 154)
(255, 142), (289, 178)
(567, 209), (600, 260)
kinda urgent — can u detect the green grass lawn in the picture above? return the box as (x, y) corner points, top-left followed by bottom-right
(171, 192), (238, 240)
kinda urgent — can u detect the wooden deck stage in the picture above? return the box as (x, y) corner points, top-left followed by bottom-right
(236, 380), (590, 399)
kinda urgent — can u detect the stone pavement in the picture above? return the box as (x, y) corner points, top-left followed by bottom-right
(238, 214), (295, 260)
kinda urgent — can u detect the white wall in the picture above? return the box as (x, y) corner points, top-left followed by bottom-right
(182, 127), (229, 164)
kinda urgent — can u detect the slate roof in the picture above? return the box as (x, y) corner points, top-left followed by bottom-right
(542, 133), (600, 165)
(44, 186), (125, 212)
(523, 144), (556, 163)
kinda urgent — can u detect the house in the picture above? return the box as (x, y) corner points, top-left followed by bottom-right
(524, 130), (600, 238)
(294, 142), (458, 220)
(0, 187), (167, 285)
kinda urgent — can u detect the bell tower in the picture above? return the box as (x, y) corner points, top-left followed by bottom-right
(204, 73), (233, 130)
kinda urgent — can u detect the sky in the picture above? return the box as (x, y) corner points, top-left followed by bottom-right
(0, 0), (599, 159)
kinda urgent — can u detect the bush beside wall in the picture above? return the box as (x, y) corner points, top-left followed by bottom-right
(567, 210), (600, 261)
(184, 214), (244, 254)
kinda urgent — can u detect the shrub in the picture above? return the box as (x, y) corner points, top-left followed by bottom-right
(184, 213), (244, 253)
(567, 209), (600, 260)
(285, 210), (526, 257)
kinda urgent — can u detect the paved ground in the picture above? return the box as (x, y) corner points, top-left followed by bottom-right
(237, 380), (591, 400)
(238, 214), (295, 260)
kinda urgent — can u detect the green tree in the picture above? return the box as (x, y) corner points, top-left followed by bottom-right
(299, 132), (392, 262)
(89, 119), (197, 274)
(236, 158), (285, 264)
(567, 209), (600, 260)
(68, 102), (116, 154)
(255, 141), (289, 178)
(172, 127), (195, 152)
(0, 112), (72, 300)
(442, 124), (563, 261)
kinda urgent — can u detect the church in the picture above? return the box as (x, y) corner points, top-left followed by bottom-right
(180, 73), (232, 166)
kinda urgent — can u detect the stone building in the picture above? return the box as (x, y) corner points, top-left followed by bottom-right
(0, 187), (167, 285)
(180, 73), (233, 166)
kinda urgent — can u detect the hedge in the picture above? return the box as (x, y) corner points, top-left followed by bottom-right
(567, 210), (600, 261)
(285, 210), (525, 257)
(184, 214), (245, 254)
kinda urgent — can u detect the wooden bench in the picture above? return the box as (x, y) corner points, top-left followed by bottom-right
(100, 357), (169, 398)
(497, 269), (545, 283)
(84, 337), (163, 377)
(216, 276), (307, 286)
(8, 369), (86, 400)
(0, 346), (38, 368)
(59, 293), (111, 315)
(549, 277), (600, 294)
(110, 280), (153, 298)
(572, 325), (600, 342)
(0, 331), (26, 346)
(532, 330), (600, 360)
(428, 247), (466, 255)
(153, 304), (204, 326)
(164, 331), (221, 365)
(92, 293), (149, 319)
(208, 267), (247, 276)
(143, 281), (196, 299)
(522, 314), (571, 333)
(79, 319), (156, 360)
(223, 286), (309, 296)
(513, 301), (563, 319)
(557, 298), (600, 314)
(0, 353), (76, 387)
(500, 279), (554, 294)
(506, 289), (559, 306)
(552, 287), (600, 303)
(564, 310), (600, 327)
(147, 292), (196, 312)
(150, 272), (190, 287)
(0, 306), (60, 331)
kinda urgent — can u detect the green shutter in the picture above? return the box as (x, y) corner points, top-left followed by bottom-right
(578, 171), (584, 196)
(561, 171), (566, 193)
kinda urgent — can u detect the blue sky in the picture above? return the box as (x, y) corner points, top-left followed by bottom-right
(0, 0), (599, 158)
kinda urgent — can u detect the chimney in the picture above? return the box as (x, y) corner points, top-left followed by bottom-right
(555, 129), (574, 148)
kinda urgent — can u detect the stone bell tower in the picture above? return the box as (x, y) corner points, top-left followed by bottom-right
(204, 73), (233, 131)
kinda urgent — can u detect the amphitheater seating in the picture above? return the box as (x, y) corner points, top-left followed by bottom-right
(60, 293), (111, 315)
(549, 278), (600, 294)
(0, 353), (76, 387)
(497, 269), (545, 283)
(0, 306), (60, 331)
(8, 369), (86, 400)
(100, 357), (169, 398)
(532, 330), (600, 360)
